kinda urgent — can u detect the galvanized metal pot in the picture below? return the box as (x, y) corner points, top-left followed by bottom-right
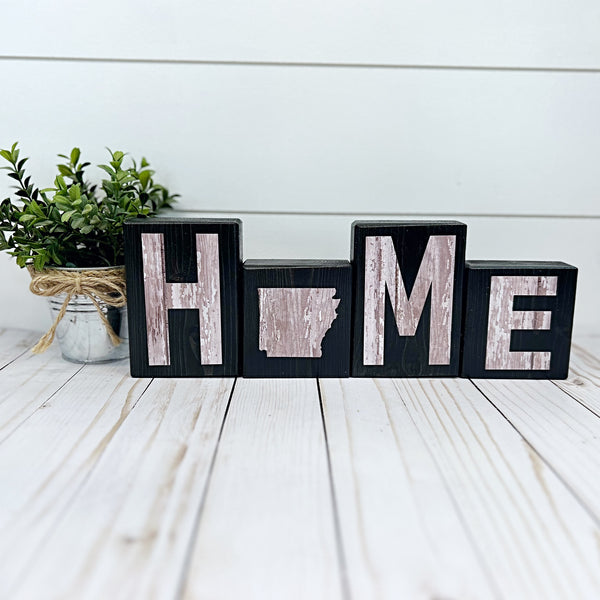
(47, 267), (129, 363)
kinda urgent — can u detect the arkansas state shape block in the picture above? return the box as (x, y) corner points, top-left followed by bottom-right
(351, 221), (467, 377)
(460, 261), (577, 379)
(124, 219), (242, 377)
(243, 260), (352, 377)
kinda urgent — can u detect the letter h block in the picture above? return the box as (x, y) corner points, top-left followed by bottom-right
(124, 219), (242, 377)
(461, 261), (577, 379)
(352, 221), (467, 377)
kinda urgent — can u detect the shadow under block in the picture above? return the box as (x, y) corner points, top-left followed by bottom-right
(351, 221), (467, 377)
(243, 260), (352, 377)
(124, 219), (242, 377)
(460, 261), (577, 379)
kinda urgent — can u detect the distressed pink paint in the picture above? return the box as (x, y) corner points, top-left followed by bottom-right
(258, 288), (339, 358)
(363, 235), (456, 366)
(141, 233), (222, 366)
(485, 275), (557, 370)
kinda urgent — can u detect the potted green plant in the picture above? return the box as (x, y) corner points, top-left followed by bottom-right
(0, 143), (177, 362)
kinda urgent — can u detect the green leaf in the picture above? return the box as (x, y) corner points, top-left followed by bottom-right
(58, 164), (73, 178)
(70, 148), (81, 165)
(29, 201), (45, 218)
(98, 164), (115, 177)
(61, 210), (76, 223)
(138, 169), (151, 189)
(33, 253), (46, 271)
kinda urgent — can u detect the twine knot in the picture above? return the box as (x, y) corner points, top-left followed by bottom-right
(27, 266), (127, 354)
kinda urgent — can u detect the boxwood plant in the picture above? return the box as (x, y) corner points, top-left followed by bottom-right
(0, 143), (177, 270)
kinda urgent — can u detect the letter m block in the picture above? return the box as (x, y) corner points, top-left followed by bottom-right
(124, 219), (241, 377)
(351, 221), (467, 377)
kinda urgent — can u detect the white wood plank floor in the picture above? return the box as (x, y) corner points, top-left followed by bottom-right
(0, 329), (599, 600)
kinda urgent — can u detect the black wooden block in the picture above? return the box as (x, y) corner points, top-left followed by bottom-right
(460, 261), (577, 379)
(243, 260), (352, 377)
(124, 218), (242, 377)
(351, 221), (467, 377)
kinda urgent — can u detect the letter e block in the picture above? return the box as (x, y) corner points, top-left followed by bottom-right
(243, 260), (352, 377)
(352, 221), (467, 377)
(461, 261), (577, 379)
(124, 219), (241, 377)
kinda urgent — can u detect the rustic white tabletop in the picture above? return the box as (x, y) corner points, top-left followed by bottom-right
(0, 329), (599, 600)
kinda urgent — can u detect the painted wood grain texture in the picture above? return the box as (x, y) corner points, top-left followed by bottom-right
(183, 379), (342, 600)
(363, 234), (456, 366)
(0, 347), (82, 445)
(6, 212), (595, 337)
(319, 378), (496, 599)
(473, 376), (600, 524)
(142, 233), (222, 366)
(553, 340), (600, 416)
(258, 288), (339, 357)
(486, 275), (557, 370)
(0, 362), (150, 595)
(126, 220), (240, 377)
(352, 222), (466, 377)
(2, 0), (600, 69)
(0, 328), (40, 367)
(461, 262), (577, 379)
(243, 261), (352, 377)
(1, 329), (600, 599)
(7, 376), (234, 600)
(391, 377), (600, 598)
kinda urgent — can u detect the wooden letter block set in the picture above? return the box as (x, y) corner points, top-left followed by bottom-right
(124, 219), (577, 379)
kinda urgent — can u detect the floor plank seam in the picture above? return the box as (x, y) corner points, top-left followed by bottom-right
(0, 362), (86, 448)
(469, 378), (600, 528)
(4, 375), (155, 598)
(317, 378), (352, 600)
(387, 379), (504, 600)
(549, 378), (600, 420)
(0, 335), (42, 372)
(173, 377), (238, 600)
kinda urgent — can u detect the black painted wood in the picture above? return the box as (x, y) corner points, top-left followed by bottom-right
(351, 221), (467, 377)
(243, 260), (352, 378)
(124, 218), (242, 377)
(460, 261), (577, 379)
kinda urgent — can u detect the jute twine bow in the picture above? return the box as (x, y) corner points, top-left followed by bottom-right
(27, 265), (127, 354)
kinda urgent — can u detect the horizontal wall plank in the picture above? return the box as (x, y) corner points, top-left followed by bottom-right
(2, 1), (600, 69)
(0, 212), (597, 335)
(1, 60), (599, 217)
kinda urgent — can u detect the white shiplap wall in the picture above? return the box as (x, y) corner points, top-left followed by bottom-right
(0, 1), (598, 335)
